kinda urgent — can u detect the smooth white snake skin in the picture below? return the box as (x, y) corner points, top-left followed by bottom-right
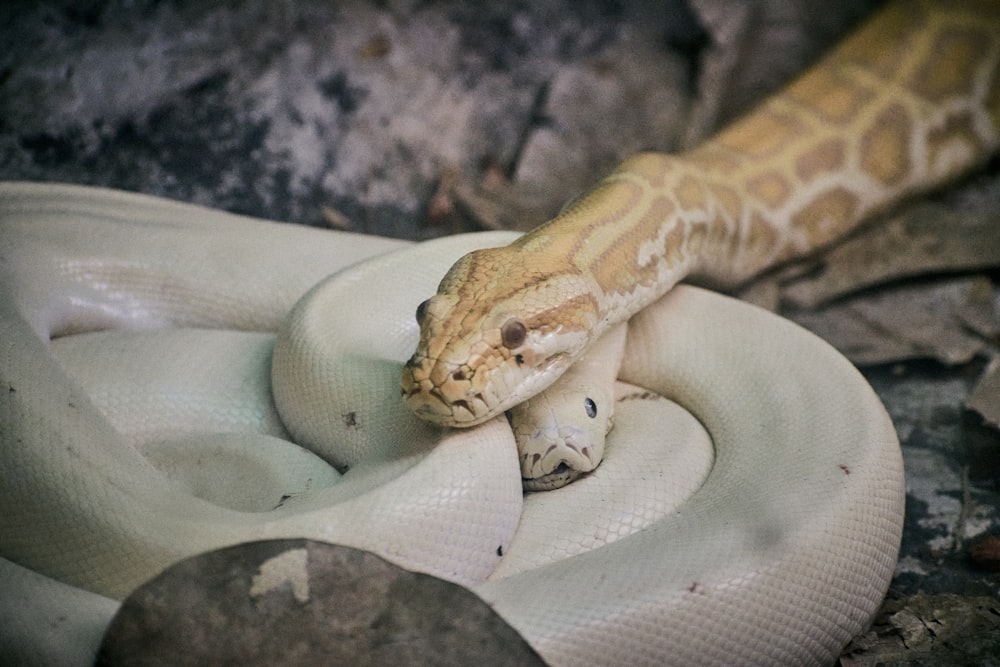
(0, 182), (904, 665)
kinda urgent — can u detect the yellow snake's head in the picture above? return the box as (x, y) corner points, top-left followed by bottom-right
(400, 246), (598, 427)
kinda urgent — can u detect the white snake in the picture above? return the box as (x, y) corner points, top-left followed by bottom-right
(1, 1), (998, 664)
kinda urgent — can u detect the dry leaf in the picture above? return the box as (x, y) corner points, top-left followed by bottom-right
(968, 358), (1000, 429)
(840, 593), (1000, 666)
(781, 204), (1000, 309)
(789, 276), (996, 366)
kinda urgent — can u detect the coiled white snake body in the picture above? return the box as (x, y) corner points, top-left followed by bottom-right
(2, 184), (902, 665)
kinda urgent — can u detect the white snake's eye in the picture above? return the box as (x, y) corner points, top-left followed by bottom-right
(584, 397), (597, 418)
(415, 299), (430, 324)
(501, 318), (527, 349)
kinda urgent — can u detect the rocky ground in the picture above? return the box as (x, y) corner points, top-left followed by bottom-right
(3, 0), (999, 663)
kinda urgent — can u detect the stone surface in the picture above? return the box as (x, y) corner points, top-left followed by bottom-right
(97, 540), (544, 666)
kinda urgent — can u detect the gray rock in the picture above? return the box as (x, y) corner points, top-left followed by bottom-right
(97, 539), (544, 666)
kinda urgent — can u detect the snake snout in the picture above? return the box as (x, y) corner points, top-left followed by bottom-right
(519, 428), (601, 491)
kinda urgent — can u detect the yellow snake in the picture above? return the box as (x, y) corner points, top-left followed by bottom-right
(1, 1), (998, 665)
(401, 0), (1000, 486)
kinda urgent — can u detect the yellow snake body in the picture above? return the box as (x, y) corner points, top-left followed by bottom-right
(402, 0), (1000, 432)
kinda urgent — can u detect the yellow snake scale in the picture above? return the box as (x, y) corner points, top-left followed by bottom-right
(401, 0), (1000, 427)
(0, 1), (998, 665)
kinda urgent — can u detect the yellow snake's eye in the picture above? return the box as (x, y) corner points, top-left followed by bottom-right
(501, 318), (526, 349)
(415, 299), (430, 324)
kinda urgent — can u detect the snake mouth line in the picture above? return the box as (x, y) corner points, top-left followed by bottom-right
(402, 386), (494, 427)
(522, 463), (586, 492)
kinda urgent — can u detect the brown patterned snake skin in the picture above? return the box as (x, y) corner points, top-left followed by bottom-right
(401, 0), (1000, 487)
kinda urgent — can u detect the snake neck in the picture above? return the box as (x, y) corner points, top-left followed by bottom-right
(511, 154), (701, 329)
(546, 0), (1000, 314)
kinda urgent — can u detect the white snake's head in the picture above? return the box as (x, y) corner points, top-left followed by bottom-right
(400, 245), (599, 427)
(511, 378), (614, 491)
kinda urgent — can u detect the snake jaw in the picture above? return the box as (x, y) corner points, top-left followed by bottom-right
(400, 345), (577, 427)
(522, 464), (585, 492)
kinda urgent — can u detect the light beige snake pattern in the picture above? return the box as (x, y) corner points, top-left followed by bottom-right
(401, 0), (1000, 436)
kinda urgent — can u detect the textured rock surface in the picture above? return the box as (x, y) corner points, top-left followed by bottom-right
(97, 540), (544, 666)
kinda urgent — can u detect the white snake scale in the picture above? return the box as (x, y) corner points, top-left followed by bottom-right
(1, 1), (998, 664)
(1, 190), (901, 665)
